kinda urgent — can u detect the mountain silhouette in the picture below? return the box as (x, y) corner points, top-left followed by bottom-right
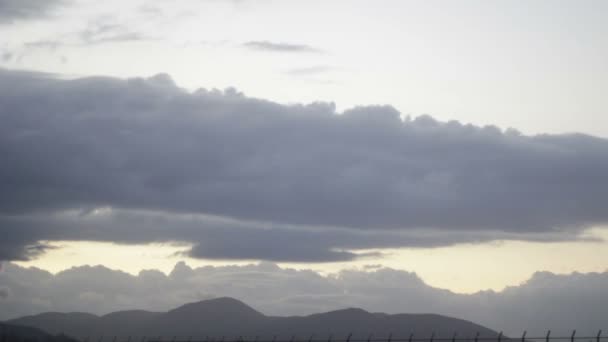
(8, 297), (498, 340)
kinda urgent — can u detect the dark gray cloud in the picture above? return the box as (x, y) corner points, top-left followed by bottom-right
(1, 69), (608, 262)
(0, 0), (65, 24)
(244, 41), (322, 53)
(0, 286), (9, 299)
(1, 262), (607, 336)
(0, 207), (587, 263)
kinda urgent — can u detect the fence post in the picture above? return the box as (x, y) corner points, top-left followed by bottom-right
(452, 332), (457, 342)
(597, 330), (603, 342)
(430, 332), (435, 342)
(408, 333), (413, 342)
(521, 331), (527, 342)
(347, 334), (352, 342)
(388, 334), (393, 342)
(474, 332), (479, 342)
(546, 330), (551, 342)
(498, 332), (503, 342)
(570, 330), (576, 342)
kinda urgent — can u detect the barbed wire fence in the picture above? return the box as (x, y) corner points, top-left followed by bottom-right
(55, 330), (605, 342)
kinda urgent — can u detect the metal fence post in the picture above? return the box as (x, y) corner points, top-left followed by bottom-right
(597, 330), (603, 342)
(498, 332), (503, 342)
(521, 331), (527, 342)
(570, 331), (576, 342)
(546, 330), (551, 342)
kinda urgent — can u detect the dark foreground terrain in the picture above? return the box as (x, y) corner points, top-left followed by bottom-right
(0, 322), (77, 342)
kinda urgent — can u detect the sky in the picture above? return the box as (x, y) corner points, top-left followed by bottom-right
(1, 0), (608, 334)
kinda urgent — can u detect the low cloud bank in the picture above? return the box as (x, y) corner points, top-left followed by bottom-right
(1, 262), (606, 336)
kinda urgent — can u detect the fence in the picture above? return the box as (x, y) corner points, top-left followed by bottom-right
(75, 331), (605, 342)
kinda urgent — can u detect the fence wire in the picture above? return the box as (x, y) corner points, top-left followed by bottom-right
(68, 330), (605, 342)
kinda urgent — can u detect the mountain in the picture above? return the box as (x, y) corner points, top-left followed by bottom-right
(8, 297), (499, 340)
(0, 322), (78, 342)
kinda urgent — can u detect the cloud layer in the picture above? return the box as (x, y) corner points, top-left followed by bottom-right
(0, 0), (64, 24)
(1, 262), (607, 336)
(1, 68), (608, 262)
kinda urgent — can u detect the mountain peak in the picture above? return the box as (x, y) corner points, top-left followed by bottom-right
(168, 297), (265, 318)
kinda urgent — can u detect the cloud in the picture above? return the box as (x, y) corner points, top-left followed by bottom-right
(23, 23), (153, 51)
(1, 51), (13, 62)
(78, 23), (152, 45)
(286, 66), (335, 76)
(0, 286), (9, 299)
(1, 262), (607, 336)
(1, 69), (608, 262)
(0, 0), (65, 24)
(243, 41), (322, 53)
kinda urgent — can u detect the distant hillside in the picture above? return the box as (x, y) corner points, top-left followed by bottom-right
(9, 297), (498, 340)
(0, 322), (77, 342)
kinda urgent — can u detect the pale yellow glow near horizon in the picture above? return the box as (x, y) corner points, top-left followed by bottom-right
(13, 228), (608, 294)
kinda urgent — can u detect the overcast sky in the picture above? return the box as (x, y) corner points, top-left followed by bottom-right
(1, 0), (608, 334)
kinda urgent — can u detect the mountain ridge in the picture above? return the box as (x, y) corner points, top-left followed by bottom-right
(7, 297), (499, 340)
